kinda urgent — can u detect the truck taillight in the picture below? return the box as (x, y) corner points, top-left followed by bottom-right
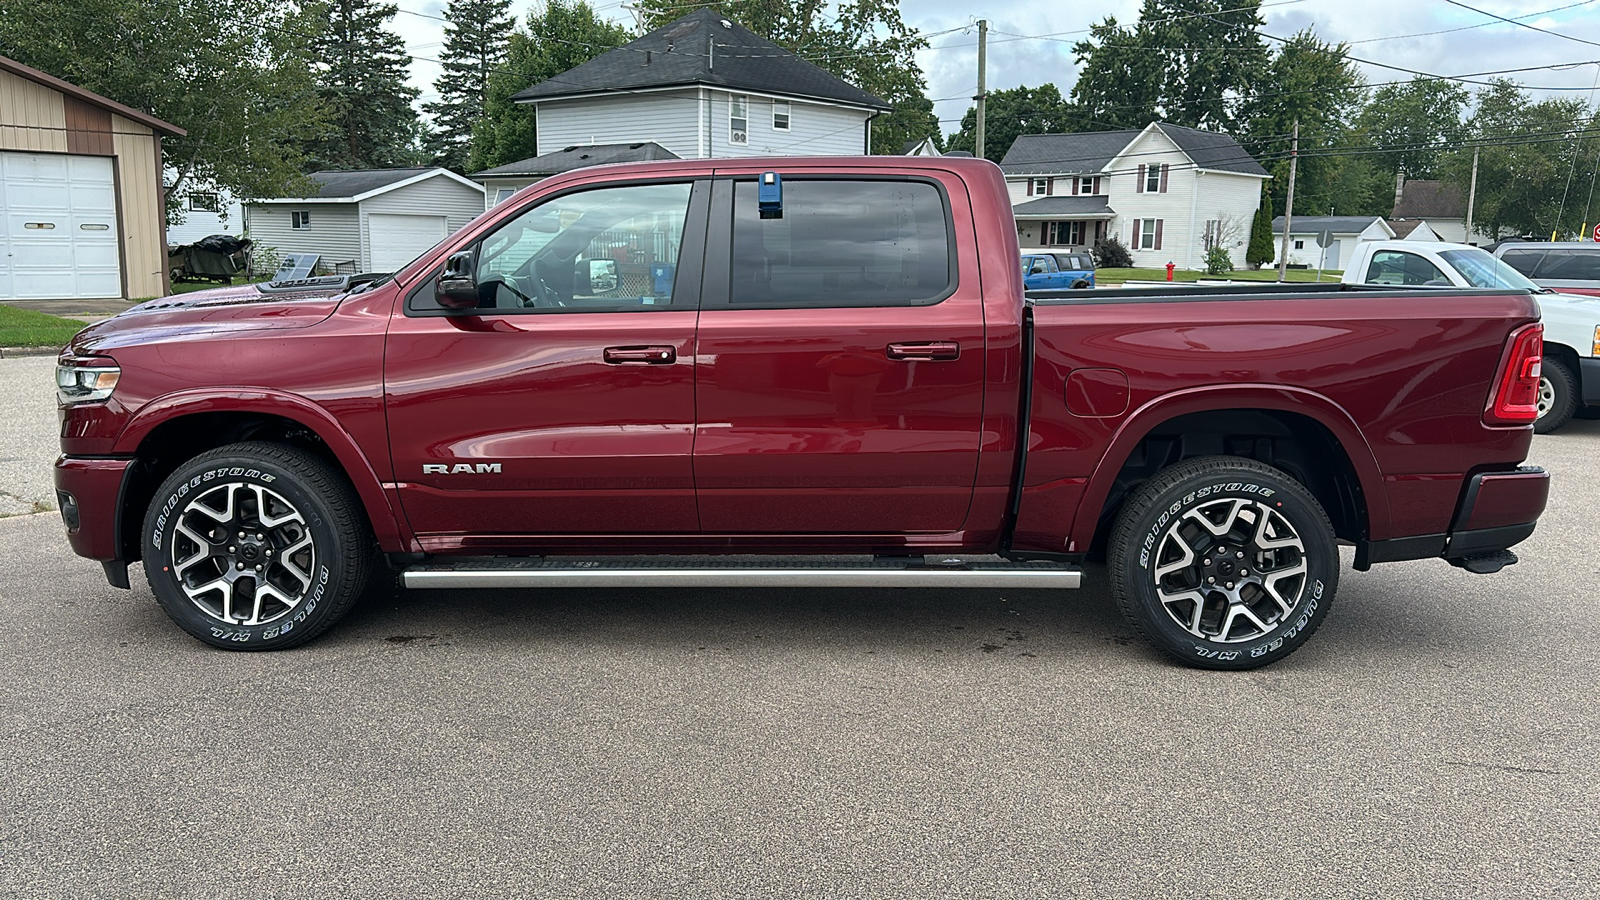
(1484, 324), (1543, 426)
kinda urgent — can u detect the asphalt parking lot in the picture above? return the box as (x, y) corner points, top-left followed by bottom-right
(1, 355), (1596, 897)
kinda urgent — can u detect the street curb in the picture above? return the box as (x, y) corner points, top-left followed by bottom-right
(0, 347), (61, 358)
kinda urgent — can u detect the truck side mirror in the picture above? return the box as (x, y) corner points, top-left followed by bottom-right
(585, 258), (618, 293)
(435, 250), (480, 310)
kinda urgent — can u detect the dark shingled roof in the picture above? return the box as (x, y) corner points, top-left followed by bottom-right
(305, 168), (436, 198)
(473, 142), (680, 177)
(1010, 196), (1115, 219)
(1272, 215), (1390, 235)
(1393, 180), (1465, 219)
(512, 9), (890, 110)
(1000, 124), (1267, 177)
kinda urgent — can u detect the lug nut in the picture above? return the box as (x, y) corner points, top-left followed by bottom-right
(256, 533), (264, 540)
(1236, 551), (1245, 558)
(1226, 582), (1235, 589)
(1203, 559), (1211, 566)
(1240, 568), (1249, 575)
(254, 565), (262, 572)
(1208, 577), (1216, 584)
(227, 546), (235, 553)
(265, 549), (273, 557)
(237, 562), (245, 570)
(238, 531), (245, 538)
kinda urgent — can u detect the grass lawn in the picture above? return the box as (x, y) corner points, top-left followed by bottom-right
(1096, 267), (1343, 285)
(0, 305), (87, 349)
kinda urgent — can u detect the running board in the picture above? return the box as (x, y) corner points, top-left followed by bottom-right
(401, 554), (1082, 590)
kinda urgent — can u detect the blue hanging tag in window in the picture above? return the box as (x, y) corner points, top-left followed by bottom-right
(758, 171), (783, 219)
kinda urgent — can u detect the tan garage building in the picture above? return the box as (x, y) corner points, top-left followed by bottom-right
(0, 54), (184, 301)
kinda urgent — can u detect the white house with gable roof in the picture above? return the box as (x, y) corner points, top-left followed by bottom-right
(1000, 123), (1270, 270)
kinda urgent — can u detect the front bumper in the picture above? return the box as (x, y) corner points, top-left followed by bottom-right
(1355, 466), (1549, 569)
(54, 455), (132, 568)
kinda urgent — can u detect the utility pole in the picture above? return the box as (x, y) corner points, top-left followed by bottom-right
(1276, 121), (1299, 282)
(1465, 145), (1480, 244)
(975, 20), (988, 161)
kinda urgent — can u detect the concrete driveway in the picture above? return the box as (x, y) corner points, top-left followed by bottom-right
(1, 355), (1596, 897)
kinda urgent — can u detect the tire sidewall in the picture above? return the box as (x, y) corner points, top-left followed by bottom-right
(1117, 465), (1338, 669)
(144, 455), (341, 649)
(1534, 359), (1577, 434)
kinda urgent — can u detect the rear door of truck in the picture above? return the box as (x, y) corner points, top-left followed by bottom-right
(691, 171), (988, 535)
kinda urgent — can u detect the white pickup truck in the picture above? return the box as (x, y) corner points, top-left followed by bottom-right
(1343, 240), (1600, 433)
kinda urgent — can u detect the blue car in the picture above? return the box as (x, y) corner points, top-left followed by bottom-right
(1020, 251), (1095, 290)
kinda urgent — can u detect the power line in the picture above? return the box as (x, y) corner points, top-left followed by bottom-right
(1440, 0), (1600, 51)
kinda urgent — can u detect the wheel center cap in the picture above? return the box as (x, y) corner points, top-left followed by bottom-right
(240, 543), (261, 562)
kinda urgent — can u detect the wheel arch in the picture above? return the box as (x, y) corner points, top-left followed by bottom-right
(113, 391), (409, 561)
(1072, 386), (1387, 556)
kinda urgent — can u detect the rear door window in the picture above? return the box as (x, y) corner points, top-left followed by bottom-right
(1366, 250), (1449, 286)
(1534, 248), (1600, 280)
(724, 179), (954, 308)
(1496, 248), (1544, 277)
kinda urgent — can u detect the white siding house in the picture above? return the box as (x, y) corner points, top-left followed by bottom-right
(1002, 123), (1270, 270)
(1272, 216), (1395, 270)
(244, 168), (484, 274)
(474, 9), (889, 197)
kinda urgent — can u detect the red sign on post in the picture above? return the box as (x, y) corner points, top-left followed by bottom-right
(1593, 223), (1599, 242)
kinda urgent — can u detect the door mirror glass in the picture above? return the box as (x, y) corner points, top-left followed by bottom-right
(435, 250), (481, 309)
(577, 258), (618, 294)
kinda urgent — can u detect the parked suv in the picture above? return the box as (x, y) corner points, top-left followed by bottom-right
(1488, 242), (1600, 298)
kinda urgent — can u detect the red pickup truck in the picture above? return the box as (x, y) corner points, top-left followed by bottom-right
(54, 157), (1550, 668)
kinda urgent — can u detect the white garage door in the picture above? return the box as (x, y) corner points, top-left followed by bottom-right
(0, 151), (121, 300)
(368, 213), (447, 273)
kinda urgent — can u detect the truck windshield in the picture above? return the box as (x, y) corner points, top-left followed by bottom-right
(1439, 248), (1542, 291)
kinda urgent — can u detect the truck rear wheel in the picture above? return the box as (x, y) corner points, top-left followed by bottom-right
(1534, 358), (1577, 434)
(141, 442), (371, 650)
(1107, 456), (1339, 670)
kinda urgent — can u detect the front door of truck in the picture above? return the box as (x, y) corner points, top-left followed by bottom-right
(692, 175), (987, 535)
(385, 179), (709, 546)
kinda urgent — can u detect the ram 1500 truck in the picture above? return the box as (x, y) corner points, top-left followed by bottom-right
(54, 157), (1551, 669)
(1342, 239), (1600, 433)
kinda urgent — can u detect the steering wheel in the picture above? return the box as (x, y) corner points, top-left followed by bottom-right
(485, 276), (538, 308)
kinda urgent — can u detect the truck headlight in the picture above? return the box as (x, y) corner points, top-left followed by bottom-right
(56, 359), (120, 404)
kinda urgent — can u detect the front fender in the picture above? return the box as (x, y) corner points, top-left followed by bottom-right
(114, 389), (411, 551)
(1068, 384), (1390, 552)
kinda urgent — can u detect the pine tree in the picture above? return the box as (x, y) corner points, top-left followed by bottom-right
(424, 0), (514, 171)
(304, 0), (422, 170)
(1247, 185), (1275, 268)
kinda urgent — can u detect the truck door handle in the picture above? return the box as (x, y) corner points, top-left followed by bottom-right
(603, 345), (676, 364)
(887, 342), (959, 361)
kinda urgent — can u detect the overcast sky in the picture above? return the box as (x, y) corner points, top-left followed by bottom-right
(393, 0), (1600, 138)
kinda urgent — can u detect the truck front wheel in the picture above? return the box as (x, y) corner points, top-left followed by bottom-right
(141, 442), (371, 650)
(1107, 456), (1339, 670)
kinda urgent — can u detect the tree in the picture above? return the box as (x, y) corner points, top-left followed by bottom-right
(303, 0), (423, 170)
(424, 0), (515, 171)
(1440, 80), (1600, 240)
(1355, 77), (1469, 182)
(0, 0), (325, 218)
(634, 0), (937, 155)
(1246, 185), (1275, 267)
(468, 0), (632, 173)
(1239, 29), (1369, 217)
(945, 84), (1073, 162)
(1069, 0), (1270, 134)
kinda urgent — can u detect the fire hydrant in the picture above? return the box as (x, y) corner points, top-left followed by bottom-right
(1166, 261), (1175, 281)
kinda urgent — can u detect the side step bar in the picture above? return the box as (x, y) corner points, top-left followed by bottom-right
(401, 554), (1082, 590)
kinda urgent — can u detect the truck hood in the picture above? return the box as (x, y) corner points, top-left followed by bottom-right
(68, 282), (350, 354)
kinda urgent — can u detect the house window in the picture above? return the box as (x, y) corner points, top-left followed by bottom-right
(1134, 218), (1162, 250)
(1046, 221), (1086, 245)
(1145, 165), (1163, 193)
(1031, 178), (1048, 195)
(189, 192), (220, 213)
(1078, 177), (1094, 195)
(1293, 239), (1304, 250)
(772, 100), (790, 131)
(494, 188), (517, 206)
(292, 211), (311, 230)
(730, 95), (749, 145)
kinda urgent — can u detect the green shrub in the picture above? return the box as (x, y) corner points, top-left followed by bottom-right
(1205, 245), (1234, 276)
(1092, 234), (1133, 268)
